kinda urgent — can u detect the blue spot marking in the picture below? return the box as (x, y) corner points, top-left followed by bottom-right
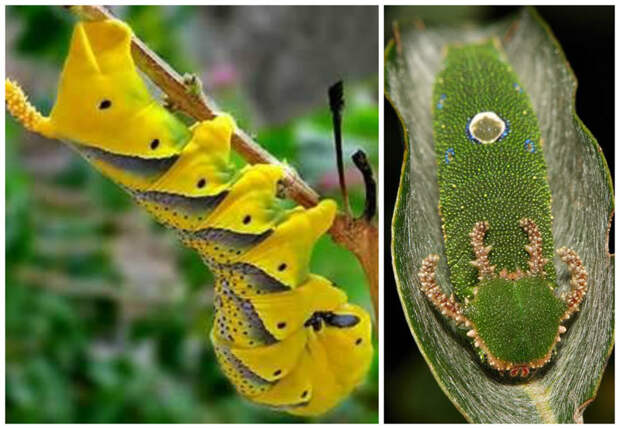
(524, 139), (536, 153)
(437, 93), (447, 109)
(444, 148), (455, 164)
(499, 119), (511, 141)
(513, 83), (524, 94)
(497, 118), (510, 141)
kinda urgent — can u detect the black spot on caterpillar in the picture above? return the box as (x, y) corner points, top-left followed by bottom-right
(98, 99), (112, 109)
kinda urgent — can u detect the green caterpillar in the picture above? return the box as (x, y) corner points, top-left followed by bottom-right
(418, 39), (587, 377)
(6, 19), (373, 415)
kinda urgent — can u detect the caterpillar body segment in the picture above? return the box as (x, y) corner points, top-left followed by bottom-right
(6, 18), (373, 416)
(53, 20), (192, 158)
(146, 117), (239, 199)
(216, 324), (309, 383)
(235, 200), (337, 288)
(133, 117), (283, 233)
(232, 274), (348, 341)
(185, 164), (286, 234)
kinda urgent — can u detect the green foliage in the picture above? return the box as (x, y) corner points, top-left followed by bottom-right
(124, 6), (197, 73)
(6, 119), (34, 265)
(9, 6), (74, 64)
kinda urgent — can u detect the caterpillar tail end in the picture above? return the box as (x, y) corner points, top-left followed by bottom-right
(5, 78), (54, 138)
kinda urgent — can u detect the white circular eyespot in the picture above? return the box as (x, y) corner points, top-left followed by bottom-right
(468, 112), (506, 144)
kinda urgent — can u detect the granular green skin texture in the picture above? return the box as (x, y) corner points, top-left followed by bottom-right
(465, 277), (566, 364)
(433, 40), (555, 298)
(431, 39), (570, 368)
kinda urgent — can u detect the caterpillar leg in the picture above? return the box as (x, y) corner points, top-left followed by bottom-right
(469, 221), (495, 280)
(418, 254), (468, 326)
(557, 247), (588, 320)
(519, 218), (548, 276)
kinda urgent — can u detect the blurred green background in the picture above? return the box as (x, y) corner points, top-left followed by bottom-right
(6, 6), (378, 423)
(385, 6), (613, 423)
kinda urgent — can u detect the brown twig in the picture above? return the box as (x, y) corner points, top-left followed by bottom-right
(66, 5), (379, 321)
(352, 150), (377, 221)
(330, 215), (378, 320)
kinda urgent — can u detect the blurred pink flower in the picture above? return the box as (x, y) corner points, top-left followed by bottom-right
(317, 167), (364, 191)
(207, 63), (239, 89)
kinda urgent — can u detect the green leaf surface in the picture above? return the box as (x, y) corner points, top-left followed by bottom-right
(387, 8), (613, 423)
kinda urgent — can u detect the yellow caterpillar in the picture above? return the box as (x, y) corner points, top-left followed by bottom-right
(6, 19), (373, 416)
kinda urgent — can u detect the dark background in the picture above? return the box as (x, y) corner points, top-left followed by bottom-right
(385, 6), (614, 423)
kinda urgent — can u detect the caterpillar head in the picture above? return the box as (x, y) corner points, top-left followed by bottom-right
(8, 20), (190, 158)
(464, 276), (566, 376)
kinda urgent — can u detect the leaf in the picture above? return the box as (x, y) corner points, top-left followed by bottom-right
(387, 7), (613, 423)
